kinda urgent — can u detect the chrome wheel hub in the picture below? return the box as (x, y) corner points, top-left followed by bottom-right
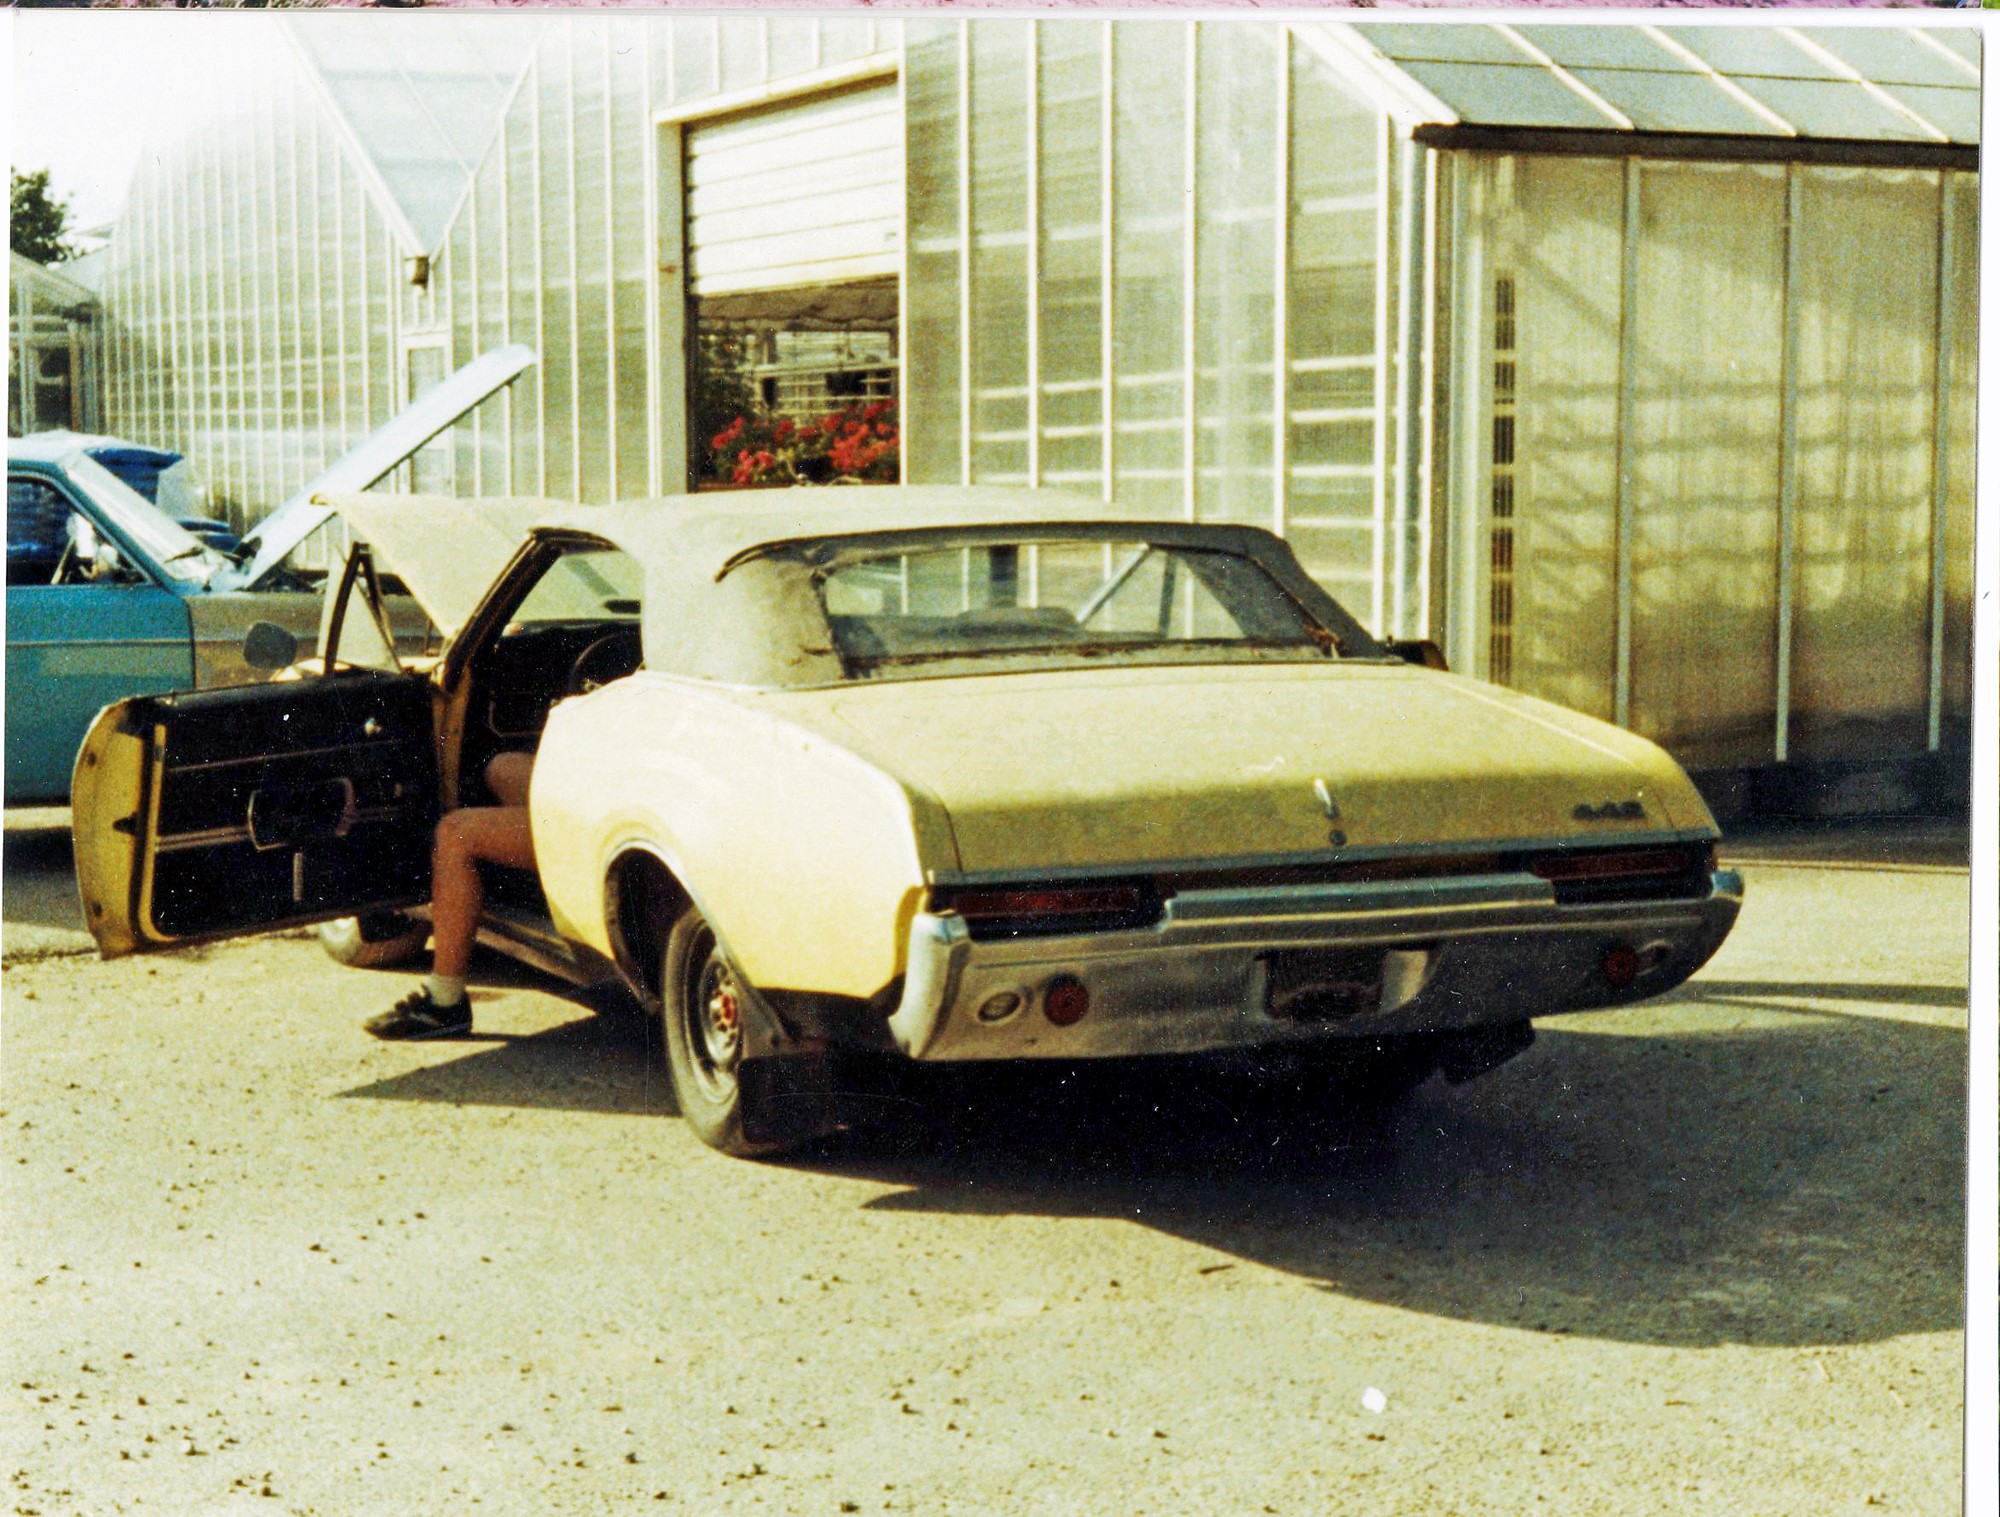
(683, 932), (743, 1102)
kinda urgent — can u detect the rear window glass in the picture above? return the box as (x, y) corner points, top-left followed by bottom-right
(814, 538), (1332, 676)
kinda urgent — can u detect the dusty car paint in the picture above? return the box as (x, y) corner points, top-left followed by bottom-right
(531, 673), (946, 999)
(72, 487), (1740, 1161)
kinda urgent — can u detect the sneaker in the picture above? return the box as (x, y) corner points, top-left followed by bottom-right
(364, 988), (472, 1041)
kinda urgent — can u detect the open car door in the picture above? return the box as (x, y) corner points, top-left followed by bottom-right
(72, 669), (439, 959)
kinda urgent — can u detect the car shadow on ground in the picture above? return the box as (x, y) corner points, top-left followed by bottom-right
(340, 952), (677, 1118)
(340, 971), (1964, 1353)
(1, 814), (90, 937)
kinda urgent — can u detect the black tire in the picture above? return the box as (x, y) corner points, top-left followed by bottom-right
(659, 906), (778, 1158)
(317, 913), (429, 970)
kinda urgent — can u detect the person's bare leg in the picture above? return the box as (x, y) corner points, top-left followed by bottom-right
(484, 751), (534, 808)
(429, 807), (537, 980)
(365, 804), (536, 1038)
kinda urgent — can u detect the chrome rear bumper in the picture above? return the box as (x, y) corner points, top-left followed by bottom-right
(886, 868), (1743, 1061)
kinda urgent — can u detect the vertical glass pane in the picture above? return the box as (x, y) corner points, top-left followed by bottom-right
(277, 95), (305, 501)
(1484, 153), (1622, 722)
(1789, 166), (1937, 761)
(573, 32), (614, 503)
(905, 21), (963, 484)
(1111, 21), (1187, 516)
(475, 151), (509, 494)
(1940, 170), (1977, 750)
(305, 123), (335, 476)
(967, 21), (1030, 483)
(1629, 160), (1785, 768)
(611, 23), (653, 500)
(1194, 24), (1278, 527)
(1286, 40), (1381, 610)
(1037, 22), (1105, 494)
(449, 208), (478, 492)
(539, 51), (578, 499)
(505, 104), (541, 494)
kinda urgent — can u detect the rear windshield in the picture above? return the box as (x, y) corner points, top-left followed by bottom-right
(814, 538), (1334, 677)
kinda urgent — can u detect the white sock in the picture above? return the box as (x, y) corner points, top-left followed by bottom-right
(425, 974), (468, 1007)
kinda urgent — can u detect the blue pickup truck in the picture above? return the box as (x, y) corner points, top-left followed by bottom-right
(4, 344), (536, 805)
(4, 438), (328, 805)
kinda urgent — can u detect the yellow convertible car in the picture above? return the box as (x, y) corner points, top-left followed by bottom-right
(72, 487), (1741, 1155)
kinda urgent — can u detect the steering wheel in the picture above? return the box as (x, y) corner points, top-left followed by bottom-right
(565, 627), (644, 695)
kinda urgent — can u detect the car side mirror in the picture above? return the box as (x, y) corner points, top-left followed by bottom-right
(243, 621), (300, 671)
(1386, 638), (1448, 672)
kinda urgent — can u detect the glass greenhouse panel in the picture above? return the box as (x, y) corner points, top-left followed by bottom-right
(610, 25), (653, 500)
(1940, 171), (1978, 748)
(904, 21), (965, 485)
(474, 154), (510, 494)
(538, 53), (579, 500)
(1789, 166), (1938, 762)
(1194, 24), (1280, 528)
(504, 108), (542, 494)
(1036, 22), (1107, 493)
(1485, 153), (1622, 724)
(1628, 160), (1785, 769)
(969, 23), (1032, 484)
(572, 31), (617, 504)
(1110, 22), (1189, 516)
(1286, 37), (1382, 609)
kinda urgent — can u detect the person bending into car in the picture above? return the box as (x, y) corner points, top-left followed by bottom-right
(364, 751), (536, 1040)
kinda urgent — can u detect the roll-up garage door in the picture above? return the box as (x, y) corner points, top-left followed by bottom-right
(685, 82), (902, 298)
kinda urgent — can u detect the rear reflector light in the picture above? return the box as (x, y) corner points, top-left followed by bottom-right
(1528, 844), (1710, 883)
(939, 882), (1161, 939)
(1600, 943), (1641, 989)
(954, 885), (1147, 921)
(1044, 976), (1090, 1027)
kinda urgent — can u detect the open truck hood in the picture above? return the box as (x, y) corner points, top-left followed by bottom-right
(811, 662), (1715, 875)
(218, 343), (537, 591)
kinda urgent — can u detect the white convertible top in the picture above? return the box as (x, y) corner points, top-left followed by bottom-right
(314, 485), (1383, 686)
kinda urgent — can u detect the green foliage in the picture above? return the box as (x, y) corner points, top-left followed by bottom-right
(690, 326), (759, 483)
(10, 169), (74, 266)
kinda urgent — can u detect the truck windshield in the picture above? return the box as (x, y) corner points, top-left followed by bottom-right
(813, 537), (1335, 677)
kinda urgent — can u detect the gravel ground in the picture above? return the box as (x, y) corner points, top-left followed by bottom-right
(1, 815), (1969, 1516)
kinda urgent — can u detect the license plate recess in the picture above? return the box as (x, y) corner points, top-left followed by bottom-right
(1265, 947), (1386, 1021)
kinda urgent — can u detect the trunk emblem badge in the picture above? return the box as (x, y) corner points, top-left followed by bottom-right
(1574, 799), (1646, 821)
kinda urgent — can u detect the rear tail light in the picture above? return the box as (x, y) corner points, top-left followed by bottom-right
(1526, 842), (1713, 903)
(939, 882), (1160, 939)
(1528, 844), (1710, 883)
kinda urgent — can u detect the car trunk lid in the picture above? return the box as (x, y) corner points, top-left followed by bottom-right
(819, 663), (1694, 874)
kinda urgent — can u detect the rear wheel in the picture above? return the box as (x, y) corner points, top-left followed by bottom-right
(660, 907), (778, 1158)
(317, 912), (429, 970)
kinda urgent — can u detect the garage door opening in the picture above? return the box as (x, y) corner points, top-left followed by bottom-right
(683, 81), (902, 491)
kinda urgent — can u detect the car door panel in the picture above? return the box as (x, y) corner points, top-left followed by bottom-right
(74, 673), (440, 957)
(5, 584), (195, 805)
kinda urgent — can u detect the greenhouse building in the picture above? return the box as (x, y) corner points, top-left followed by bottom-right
(79, 14), (1979, 803)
